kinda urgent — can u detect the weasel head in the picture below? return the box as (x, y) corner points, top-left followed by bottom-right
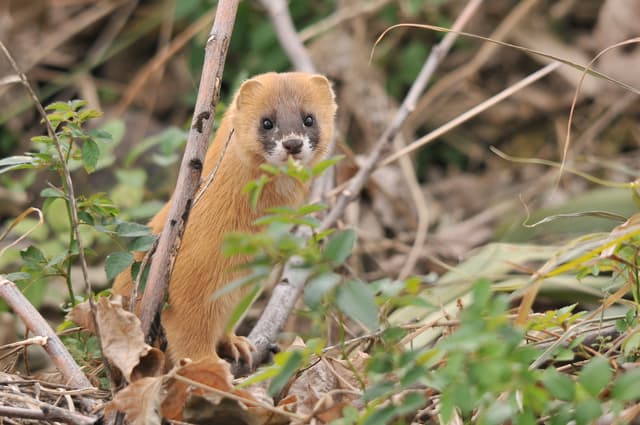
(231, 72), (337, 167)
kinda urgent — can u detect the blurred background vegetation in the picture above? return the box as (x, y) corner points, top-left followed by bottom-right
(0, 0), (638, 330)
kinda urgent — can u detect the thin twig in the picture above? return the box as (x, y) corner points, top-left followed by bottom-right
(139, 0), (240, 338)
(0, 405), (96, 425)
(194, 129), (234, 206)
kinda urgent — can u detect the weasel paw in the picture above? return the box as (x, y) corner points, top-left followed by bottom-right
(218, 334), (256, 368)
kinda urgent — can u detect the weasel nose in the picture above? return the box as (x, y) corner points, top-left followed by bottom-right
(282, 139), (303, 154)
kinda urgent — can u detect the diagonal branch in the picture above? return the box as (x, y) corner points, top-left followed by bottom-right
(139, 0), (240, 337)
(0, 277), (92, 389)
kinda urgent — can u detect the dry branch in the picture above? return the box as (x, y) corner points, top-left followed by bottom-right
(0, 405), (96, 425)
(139, 0), (240, 338)
(0, 277), (91, 389)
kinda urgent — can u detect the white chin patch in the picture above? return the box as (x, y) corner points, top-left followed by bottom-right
(265, 133), (314, 166)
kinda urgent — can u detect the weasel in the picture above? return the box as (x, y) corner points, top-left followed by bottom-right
(113, 72), (337, 365)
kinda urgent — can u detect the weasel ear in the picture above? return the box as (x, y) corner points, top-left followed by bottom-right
(236, 79), (263, 110)
(309, 74), (335, 99)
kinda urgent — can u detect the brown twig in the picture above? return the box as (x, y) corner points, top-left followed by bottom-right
(0, 405), (96, 425)
(0, 278), (91, 389)
(139, 0), (240, 338)
(257, 0), (315, 72)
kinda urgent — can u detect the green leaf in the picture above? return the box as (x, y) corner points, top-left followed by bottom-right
(21, 246), (46, 265)
(81, 139), (99, 173)
(115, 222), (152, 237)
(541, 368), (575, 401)
(304, 271), (341, 307)
(105, 252), (134, 281)
(612, 368), (640, 401)
(69, 99), (88, 111)
(45, 101), (72, 112)
(128, 235), (157, 252)
(268, 350), (304, 396)
(312, 155), (344, 176)
(297, 203), (327, 215)
(335, 280), (379, 331)
(0, 155), (37, 174)
(225, 283), (262, 332)
(578, 356), (612, 396)
(3, 272), (31, 282)
(40, 187), (65, 198)
(89, 129), (113, 144)
(323, 228), (355, 265)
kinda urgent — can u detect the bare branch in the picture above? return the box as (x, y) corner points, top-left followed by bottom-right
(0, 277), (92, 389)
(257, 0), (315, 72)
(0, 405), (96, 425)
(139, 0), (240, 338)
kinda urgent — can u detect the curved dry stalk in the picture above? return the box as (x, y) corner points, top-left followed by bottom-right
(0, 207), (43, 258)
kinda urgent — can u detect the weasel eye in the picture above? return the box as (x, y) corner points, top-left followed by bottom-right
(262, 119), (274, 130)
(303, 115), (314, 127)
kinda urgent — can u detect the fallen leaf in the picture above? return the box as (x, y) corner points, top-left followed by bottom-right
(66, 299), (96, 333)
(73, 296), (165, 382)
(106, 376), (166, 425)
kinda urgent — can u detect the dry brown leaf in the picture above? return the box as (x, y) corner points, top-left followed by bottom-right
(71, 296), (165, 382)
(328, 350), (369, 391)
(105, 376), (166, 425)
(66, 299), (95, 333)
(162, 358), (233, 420)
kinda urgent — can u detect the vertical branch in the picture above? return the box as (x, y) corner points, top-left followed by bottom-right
(0, 277), (92, 389)
(139, 0), (240, 337)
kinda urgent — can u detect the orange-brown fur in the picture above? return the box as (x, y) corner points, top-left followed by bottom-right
(113, 72), (336, 363)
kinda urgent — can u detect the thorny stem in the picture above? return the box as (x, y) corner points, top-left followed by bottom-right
(0, 41), (112, 390)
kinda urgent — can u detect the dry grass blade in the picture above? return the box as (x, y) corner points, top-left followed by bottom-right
(382, 62), (561, 166)
(372, 24), (640, 95)
(0, 207), (43, 258)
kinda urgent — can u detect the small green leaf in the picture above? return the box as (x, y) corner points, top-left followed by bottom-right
(0, 155), (37, 174)
(45, 101), (72, 112)
(541, 368), (575, 401)
(336, 280), (379, 331)
(115, 222), (152, 237)
(128, 235), (157, 252)
(312, 155), (344, 176)
(297, 203), (327, 215)
(579, 356), (612, 396)
(89, 129), (113, 144)
(40, 187), (65, 198)
(268, 350), (304, 396)
(225, 283), (262, 332)
(81, 139), (99, 173)
(3, 272), (31, 282)
(105, 252), (134, 281)
(21, 246), (46, 265)
(304, 271), (341, 307)
(612, 368), (640, 401)
(323, 228), (355, 265)
(69, 99), (88, 111)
